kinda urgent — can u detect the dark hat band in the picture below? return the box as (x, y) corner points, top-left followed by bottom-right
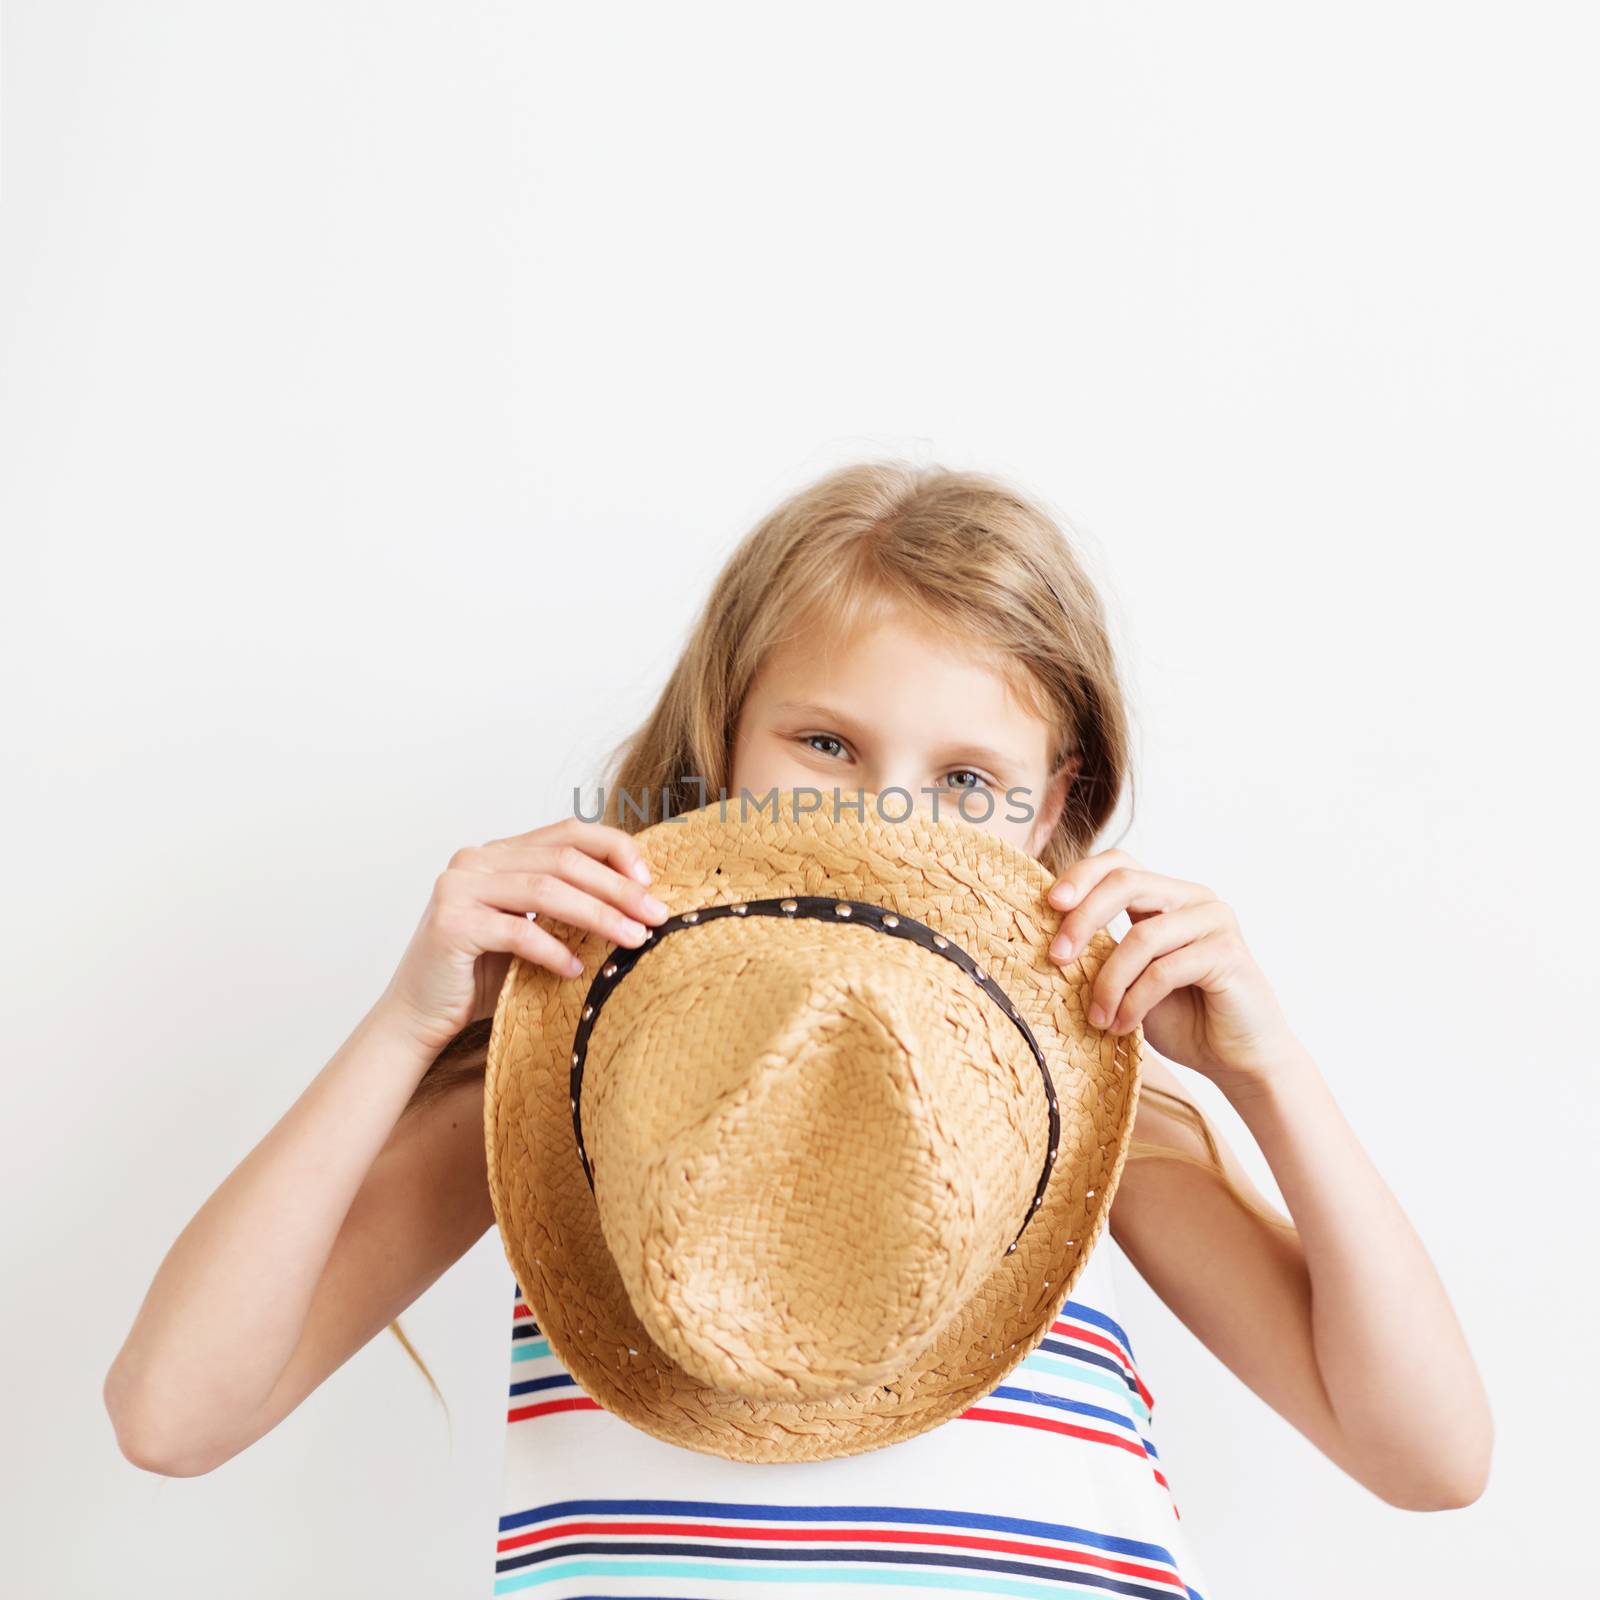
(567, 895), (1063, 1258)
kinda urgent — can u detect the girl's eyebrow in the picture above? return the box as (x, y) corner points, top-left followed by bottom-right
(931, 742), (1027, 773)
(772, 702), (1026, 773)
(772, 700), (862, 727)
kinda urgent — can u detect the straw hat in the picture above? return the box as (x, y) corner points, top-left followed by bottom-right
(483, 792), (1143, 1462)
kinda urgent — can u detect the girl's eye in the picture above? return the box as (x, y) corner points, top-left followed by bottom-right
(943, 768), (990, 791)
(805, 734), (848, 759)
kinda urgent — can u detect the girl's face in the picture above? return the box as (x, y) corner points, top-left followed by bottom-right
(730, 603), (1072, 859)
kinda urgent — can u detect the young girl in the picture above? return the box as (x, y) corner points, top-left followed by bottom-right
(105, 461), (1492, 1595)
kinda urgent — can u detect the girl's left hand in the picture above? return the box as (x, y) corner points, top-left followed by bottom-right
(1046, 849), (1299, 1098)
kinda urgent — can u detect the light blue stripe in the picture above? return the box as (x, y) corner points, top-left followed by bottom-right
(493, 1558), (1145, 1598)
(1022, 1353), (1151, 1426)
(506, 1352), (1152, 1446)
(506, 1346), (1150, 1423)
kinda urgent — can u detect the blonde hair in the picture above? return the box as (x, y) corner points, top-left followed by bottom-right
(601, 459), (1120, 874)
(390, 459), (1295, 1401)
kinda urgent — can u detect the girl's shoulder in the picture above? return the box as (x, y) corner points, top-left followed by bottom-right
(1110, 1050), (1286, 1246)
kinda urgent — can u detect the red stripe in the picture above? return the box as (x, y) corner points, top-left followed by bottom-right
(494, 1517), (1185, 1590)
(510, 1317), (1159, 1462)
(1055, 1322), (1156, 1411)
(508, 1394), (1158, 1471)
(513, 1307), (1152, 1404)
(1051, 1314), (1135, 1366)
(510, 1396), (1165, 1474)
(963, 1403), (1176, 1511)
(507, 1396), (603, 1424)
(959, 1404), (1151, 1460)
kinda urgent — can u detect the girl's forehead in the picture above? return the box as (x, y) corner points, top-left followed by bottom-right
(747, 609), (1053, 751)
(758, 601), (1011, 684)
(771, 601), (1010, 677)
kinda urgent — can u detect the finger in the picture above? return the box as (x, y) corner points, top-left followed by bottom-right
(542, 817), (656, 885)
(480, 906), (586, 979)
(1050, 865), (1211, 964)
(486, 867), (657, 949)
(481, 842), (670, 927)
(1102, 936), (1226, 1035)
(1083, 902), (1226, 1027)
(1046, 847), (1139, 912)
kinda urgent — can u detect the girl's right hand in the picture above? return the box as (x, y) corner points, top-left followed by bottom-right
(376, 818), (672, 1058)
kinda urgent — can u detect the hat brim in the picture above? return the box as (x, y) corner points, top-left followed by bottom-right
(484, 795), (1143, 1462)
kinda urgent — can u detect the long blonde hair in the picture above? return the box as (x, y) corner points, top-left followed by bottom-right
(390, 459), (1295, 1400)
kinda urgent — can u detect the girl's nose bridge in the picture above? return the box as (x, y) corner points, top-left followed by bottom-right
(854, 765), (935, 811)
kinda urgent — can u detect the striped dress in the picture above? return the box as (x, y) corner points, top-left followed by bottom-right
(489, 1233), (1214, 1599)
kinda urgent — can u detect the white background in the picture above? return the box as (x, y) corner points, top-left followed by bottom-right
(4, 3), (1595, 1594)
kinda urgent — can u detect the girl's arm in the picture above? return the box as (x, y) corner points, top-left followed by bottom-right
(104, 817), (669, 1476)
(1110, 1048), (1493, 1510)
(103, 1007), (493, 1476)
(1049, 849), (1493, 1510)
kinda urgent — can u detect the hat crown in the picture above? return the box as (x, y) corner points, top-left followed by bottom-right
(582, 916), (1046, 1401)
(485, 795), (1142, 1462)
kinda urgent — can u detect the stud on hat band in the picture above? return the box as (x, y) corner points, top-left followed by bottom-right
(567, 894), (1063, 1257)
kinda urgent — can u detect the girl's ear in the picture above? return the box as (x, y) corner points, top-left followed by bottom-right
(1026, 756), (1079, 858)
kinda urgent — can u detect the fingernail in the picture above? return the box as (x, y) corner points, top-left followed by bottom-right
(1050, 882), (1078, 907)
(641, 894), (670, 920)
(619, 919), (647, 944)
(631, 859), (653, 884)
(1088, 1002), (1107, 1027)
(1051, 934), (1073, 961)
(567, 955), (584, 977)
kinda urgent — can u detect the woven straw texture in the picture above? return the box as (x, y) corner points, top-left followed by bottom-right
(484, 796), (1143, 1462)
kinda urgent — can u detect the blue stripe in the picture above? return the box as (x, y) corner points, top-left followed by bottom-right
(511, 1296), (1135, 1365)
(505, 1370), (1154, 1454)
(507, 1362), (1134, 1406)
(510, 1344), (1149, 1424)
(1061, 1301), (1136, 1363)
(512, 1291), (1133, 1348)
(510, 1372), (580, 1398)
(985, 1385), (1140, 1436)
(496, 1500), (1182, 1568)
(503, 1375), (1160, 1464)
(1037, 1338), (1141, 1397)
